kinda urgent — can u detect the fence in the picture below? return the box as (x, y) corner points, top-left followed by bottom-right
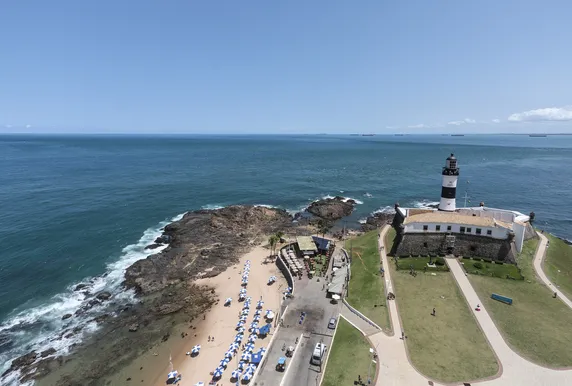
(341, 298), (382, 331)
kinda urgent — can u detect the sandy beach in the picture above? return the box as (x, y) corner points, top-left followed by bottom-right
(101, 243), (287, 386)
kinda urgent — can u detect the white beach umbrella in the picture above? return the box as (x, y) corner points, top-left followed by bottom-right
(244, 343), (254, 352)
(238, 361), (246, 370)
(191, 344), (201, 354)
(231, 369), (241, 379)
(254, 309), (261, 316)
(253, 315), (260, 322)
(213, 367), (224, 378)
(241, 352), (251, 361)
(225, 297), (232, 304)
(229, 342), (240, 351)
(225, 350), (233, 358)
(194, 382), (205, 386)
(242, 371), (253, 382)
(246, 364), (257, 372)
(248, 335), (257, 343)
(256, 300), (264, 309)
(258, 347), (267, 355)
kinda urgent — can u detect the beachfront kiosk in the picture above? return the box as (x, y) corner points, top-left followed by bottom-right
(295, 236), (318, 257)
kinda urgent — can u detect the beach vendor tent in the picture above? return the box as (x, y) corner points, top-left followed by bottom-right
(258, 324), (271, 336)
(327, 265), (348, 296)
(251, 353), (263, 365)
(332, 252), (345, 269)
(296, 236), (318, 256)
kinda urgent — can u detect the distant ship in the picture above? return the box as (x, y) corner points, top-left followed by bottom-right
(451, 134), (465, 137)
(361, 134), (375, 136)
(529, 134), (547, 137)
(394, 134), (404, 136)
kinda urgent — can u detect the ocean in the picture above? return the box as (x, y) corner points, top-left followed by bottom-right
(1, 133), (571, 381)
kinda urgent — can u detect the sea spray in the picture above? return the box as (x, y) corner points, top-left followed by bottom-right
(0, 212), (186, 384)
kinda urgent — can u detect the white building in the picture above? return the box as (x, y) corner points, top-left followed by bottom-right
(395, 154), (531, 253)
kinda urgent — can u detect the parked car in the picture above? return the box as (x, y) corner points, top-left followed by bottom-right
(310, 343), (327, 365)
(327, 317), (337, 329)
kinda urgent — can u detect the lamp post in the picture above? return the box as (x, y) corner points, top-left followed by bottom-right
(367, 347), (374, 384)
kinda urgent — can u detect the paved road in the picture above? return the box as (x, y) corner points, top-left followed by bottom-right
(255, 271), (340, 386)
(340, 302), (380, 336)
(533, 232), (572, 308)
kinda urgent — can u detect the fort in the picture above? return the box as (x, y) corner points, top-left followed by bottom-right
(391, 154), (537, 262)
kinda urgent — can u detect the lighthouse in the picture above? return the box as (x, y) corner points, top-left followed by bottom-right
(438, 153), (459, 211)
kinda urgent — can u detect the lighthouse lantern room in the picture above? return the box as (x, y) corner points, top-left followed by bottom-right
(438, 153), (459, 212)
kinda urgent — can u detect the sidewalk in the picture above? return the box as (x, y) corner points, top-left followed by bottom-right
(533, 232), (572, 309)
(340, 302), (380, 336)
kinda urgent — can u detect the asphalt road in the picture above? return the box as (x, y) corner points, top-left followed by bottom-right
(255, 276), (340, 386)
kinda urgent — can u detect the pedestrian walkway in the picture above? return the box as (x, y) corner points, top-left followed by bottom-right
(533, 232), (572, 308)
(371, 226), (432, 386)
(340, 302), (380, 336)
(447, 257), (572, 385)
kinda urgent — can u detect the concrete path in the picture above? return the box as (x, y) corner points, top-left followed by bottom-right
(370, 226), (433, 386)
(533, 232), (572, 308)
(447, 257), (572, 385)
(340, 302), (380, 336)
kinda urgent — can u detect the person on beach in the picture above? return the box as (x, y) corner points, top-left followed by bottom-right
(208, 335), (211, 342)
(431, 308), (436, 316)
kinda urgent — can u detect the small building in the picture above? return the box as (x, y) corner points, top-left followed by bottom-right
(296, 236), (318, 256)
(312, 236), (331, 254)
(328, 265), (348, 297)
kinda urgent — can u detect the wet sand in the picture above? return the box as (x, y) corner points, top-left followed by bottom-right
(103, 244), (286, 385)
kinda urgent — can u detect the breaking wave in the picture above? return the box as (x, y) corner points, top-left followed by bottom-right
(412, 200), (440, 209)
(321, 194), (364, 205)
(0, 213), (186, 385)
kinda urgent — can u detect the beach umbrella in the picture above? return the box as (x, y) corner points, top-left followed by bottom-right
(256, 300), (264, 309)
(241, 352), (251, 361)
(231, 369), (242, 379)
(246, 363), (257, 372)
(191, 344), (201, 354)
(254, 309), (261, 316)
(225, 350), (234, 358)
(225, 297), (232, 304)
(248, 335), (257, 343)
(236, 321), (244, 328)
(253, 315), (260, 322)
(242, 372), (253, 382)
(213, 367), (224, 379)
(238, 361), (246, 370)
(229, 342), (240, 351)
(250, 321), (258, 328)
(244, 343), (254, 352)
(237, 326), (245, 333)
(258, 347), (267, 356)
(194, 383), (205, 386)
(167, 370), (179, 384)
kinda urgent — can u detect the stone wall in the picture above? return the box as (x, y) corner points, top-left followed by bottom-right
(524, 222), (537, 240)
(394, 232), (515, 263)
(276, 253), (294, 292)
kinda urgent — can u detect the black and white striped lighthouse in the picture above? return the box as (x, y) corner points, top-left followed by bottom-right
(438, 153), (459, 211)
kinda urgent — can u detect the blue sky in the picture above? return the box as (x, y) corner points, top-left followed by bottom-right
(1, 1), (571, 134)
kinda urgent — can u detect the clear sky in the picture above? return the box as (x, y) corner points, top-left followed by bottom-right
(1, 1), (571, 134)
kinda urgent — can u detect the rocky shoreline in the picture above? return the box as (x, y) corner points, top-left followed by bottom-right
(5, 199), (363, 385)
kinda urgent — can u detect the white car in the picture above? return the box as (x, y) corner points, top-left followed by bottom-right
(310, 342), (326, 365)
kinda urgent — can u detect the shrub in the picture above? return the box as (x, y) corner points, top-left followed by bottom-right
(435, 257), (445, 266)
(483, 258), (492, 263)
(473, 262), (484, 269)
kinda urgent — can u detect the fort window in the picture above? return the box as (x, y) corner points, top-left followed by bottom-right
(436, 225), (441, 231)
(470, 246), (477, 252)
(423, 242), (428, 247)
(423, 225), (428, 231)
(487, 229), (492, 236)
(447, 225), (452, 231)
(460, 226), (466, 233)
(467, 227), (472, 233)
(476, 228), (482, 235)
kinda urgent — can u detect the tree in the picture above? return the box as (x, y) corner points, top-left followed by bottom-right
(316, 219), (331, 238)
(268, 234), (279, 256)
(275, 231), (285, 241)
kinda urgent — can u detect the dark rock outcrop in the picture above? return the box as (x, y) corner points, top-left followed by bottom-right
(40, 348), (57, 358)
(145, 243), (162, 250)
(306, 196), (356, 221)
(74, 283), (89, 291)
(61, 313), (72, 320)
(2, 351), (37, 377)
(95, 291), (112, 301)
(361, 211), (395, 232)
(124, 206), (292, 295)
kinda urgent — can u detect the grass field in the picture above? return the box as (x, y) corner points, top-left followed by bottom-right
(543, 233), (572, 300)
(389, 259), (499, 382)
(322, 317), (376, 386)
(461, 258), (523, 280)
(395, 256), (449, 272)
(346, 230), (391, 331)
(470, 237), (572, 367)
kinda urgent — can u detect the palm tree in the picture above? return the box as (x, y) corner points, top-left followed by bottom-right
(275, 231), (285, 241)
(268, 234), (279, 256)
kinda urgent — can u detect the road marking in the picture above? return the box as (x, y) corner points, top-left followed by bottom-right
(279, 332), (304, 386)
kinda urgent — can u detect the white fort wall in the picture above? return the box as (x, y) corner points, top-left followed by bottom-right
(404, 222), (509, 240)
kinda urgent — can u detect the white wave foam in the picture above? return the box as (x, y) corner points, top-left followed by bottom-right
(253, 204), (279, 209)
(0, 212), (186, 383)
(320, 195), (364, 205)
(201, 204), (225, 210)
(358, 218), (367, 224)
(412, 200), (440, 209)
(372, 206), (395, 215)
(363, 192), (373, 198)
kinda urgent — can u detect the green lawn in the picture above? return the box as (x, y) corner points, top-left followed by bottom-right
(395, 257), (449, 272)
(461, 258), (523, 280)
(346, 230), (391, 332)
(322, 317), (376, 386)
(389, 260), (499, 382)
(543, 233), (572, 300)
(469, 238), (572, 367)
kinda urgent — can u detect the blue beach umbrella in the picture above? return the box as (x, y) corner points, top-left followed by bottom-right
(242, 371), (253, 382)
(241, 352), (251, 361)
(213, 367), (224, 379)
(231, 369), (241, 379)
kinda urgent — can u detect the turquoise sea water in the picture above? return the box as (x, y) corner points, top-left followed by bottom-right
(1, 134), (571, 379)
